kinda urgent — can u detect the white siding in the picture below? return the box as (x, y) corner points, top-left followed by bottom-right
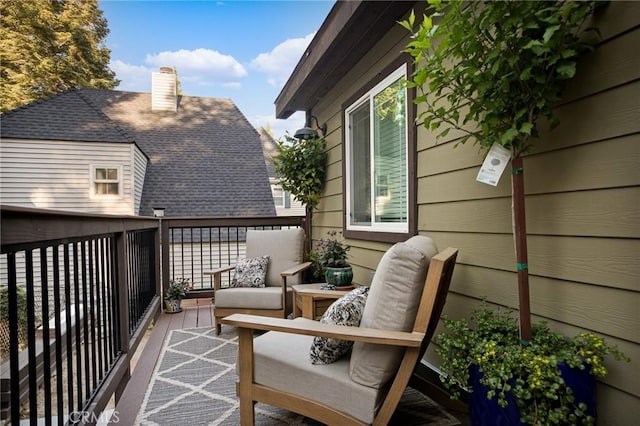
(132, 145), (148, 215)
(270, 179), (305, 216)
(169, 242), (246, 290)
(0, 138), (136, 215)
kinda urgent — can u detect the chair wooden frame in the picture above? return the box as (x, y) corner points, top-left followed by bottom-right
(223, 247), (458, 425)
(206, 261), (311, 335)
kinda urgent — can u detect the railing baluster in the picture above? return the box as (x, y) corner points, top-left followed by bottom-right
(8, 253), (19, 426)
(98, 238), (106, 379)
(63, 245), (74, 415)
(40, 248), (52, 426)
(25, 250), (38, 424)
(108, 236), (119, 358)
(72, 242), (83, 410)
(81, 242), (90, 405)
(88, 239), (97, 390)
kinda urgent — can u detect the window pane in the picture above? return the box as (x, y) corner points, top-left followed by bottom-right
(349, 102), (371, 226)
(96, 168), (106, 180)
(106, 183), (118, 195)
(107, 168), (118, 180)
(373, 78), (406, 223)
(272, 187), (284, 207)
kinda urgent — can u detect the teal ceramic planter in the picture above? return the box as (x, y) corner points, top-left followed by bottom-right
(324, 266), (353, 287)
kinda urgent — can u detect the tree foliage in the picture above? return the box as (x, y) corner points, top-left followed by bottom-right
(1, 0), (119, 112)
(400, 0), (597, 157)
(273, 134), (327, 212)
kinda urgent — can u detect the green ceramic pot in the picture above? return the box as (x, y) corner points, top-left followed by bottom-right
(324, 266), (353, 287)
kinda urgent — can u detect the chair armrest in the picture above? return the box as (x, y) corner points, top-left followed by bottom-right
(222, 314), (423, 347)
(205, 264), (236, 291)
(204, 264), (236, 276)
(281, 261), (312, 277)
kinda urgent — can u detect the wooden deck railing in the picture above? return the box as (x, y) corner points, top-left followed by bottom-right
(0, 206), (160, 425)
(0, 206), (305, 424)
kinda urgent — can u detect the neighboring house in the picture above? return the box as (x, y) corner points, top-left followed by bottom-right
(275, 1), (639, 422)
(0, 69), (276, 217)
(258, 127), (305, 216)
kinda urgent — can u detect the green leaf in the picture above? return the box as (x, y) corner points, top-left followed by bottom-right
(557, 63), (576, 79)
(519, 122), (534, 135)
(543, 25), (561, 43)
(501, 128), (519, 144)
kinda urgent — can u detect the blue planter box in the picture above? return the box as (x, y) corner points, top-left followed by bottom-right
(469, 363), (596, 425)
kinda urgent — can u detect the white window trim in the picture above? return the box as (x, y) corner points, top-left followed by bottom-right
(345, 64), (409, 233)
(90, 165), (123, 198)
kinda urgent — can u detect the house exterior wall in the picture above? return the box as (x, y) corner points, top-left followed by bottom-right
(0, 138), (144, 215)
(309, 2), (639, 422)
(132, 145), (148, 215)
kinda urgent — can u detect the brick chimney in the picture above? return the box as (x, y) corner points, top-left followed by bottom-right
(151, 67), (177, 112)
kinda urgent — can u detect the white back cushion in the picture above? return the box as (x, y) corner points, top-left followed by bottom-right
(246, 228), (305, 287)
(349, 235), (437, 388)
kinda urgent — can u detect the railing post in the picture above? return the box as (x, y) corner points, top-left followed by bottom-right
(155, 221), (162, 304)
(161, 219), (170, 301)
(115, 229), (130, 402)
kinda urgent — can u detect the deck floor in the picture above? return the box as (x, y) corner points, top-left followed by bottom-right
(114, 298), (215, 424)
(113, 298), (469, 425)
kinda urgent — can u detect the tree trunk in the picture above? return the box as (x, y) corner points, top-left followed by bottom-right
(304, 205), (313, 256)
(511, 156), (532, 342)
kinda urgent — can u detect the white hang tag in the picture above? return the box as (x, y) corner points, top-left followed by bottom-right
(476, 143), (512, 186)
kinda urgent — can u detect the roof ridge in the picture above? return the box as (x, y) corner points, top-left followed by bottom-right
(73, 88), (135, 142)
(1, 90), (73, 117)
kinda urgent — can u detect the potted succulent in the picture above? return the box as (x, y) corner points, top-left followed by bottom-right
(311, 231), (352, 289)
(436, 303), (629, 425)
(164, 278), (191, 313)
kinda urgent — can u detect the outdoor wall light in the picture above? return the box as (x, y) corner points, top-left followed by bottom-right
(294, 115), (327, 140)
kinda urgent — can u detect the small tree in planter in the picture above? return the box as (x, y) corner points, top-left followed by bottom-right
(401, 0), (598, 342)
(400, 1), (630, 423)
(273, 133), (327, 251)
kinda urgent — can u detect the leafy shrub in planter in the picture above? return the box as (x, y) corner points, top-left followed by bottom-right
(437, 304), (629, 425)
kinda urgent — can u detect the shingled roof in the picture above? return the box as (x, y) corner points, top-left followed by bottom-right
(1, 88), (276, 217)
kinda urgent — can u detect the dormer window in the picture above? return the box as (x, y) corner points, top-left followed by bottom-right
(91, 165), (122, 197)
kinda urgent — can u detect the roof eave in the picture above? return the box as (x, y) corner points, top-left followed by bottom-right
(275, 1), (415, 119)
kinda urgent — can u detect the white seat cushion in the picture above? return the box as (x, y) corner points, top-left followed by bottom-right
(215, 286), (292, 310)
(349, 235), (437, 388)
(253, 318), (381, 424)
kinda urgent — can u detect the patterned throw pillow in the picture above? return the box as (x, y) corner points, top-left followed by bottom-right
(231, 256), (270, 288)
(309, 286), (369, 365)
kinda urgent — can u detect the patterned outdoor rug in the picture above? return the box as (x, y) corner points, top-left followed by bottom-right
(136, 326), (460, 425)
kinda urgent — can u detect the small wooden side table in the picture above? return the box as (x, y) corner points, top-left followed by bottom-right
(292, 283), (348, 320)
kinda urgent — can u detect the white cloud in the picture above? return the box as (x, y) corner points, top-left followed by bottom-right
(222, 82), (242, 89)
(110, 60), (154, 92)
(250, 33), (315, 87)
(145, 48), (247, 85)
(249, 111), (306, 141)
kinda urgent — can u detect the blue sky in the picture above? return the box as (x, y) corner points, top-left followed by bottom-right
(99, 0), (335, 139)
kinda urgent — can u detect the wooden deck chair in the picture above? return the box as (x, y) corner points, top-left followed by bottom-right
(223, 235), (458, 425)
(206, 228), (311, 335)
